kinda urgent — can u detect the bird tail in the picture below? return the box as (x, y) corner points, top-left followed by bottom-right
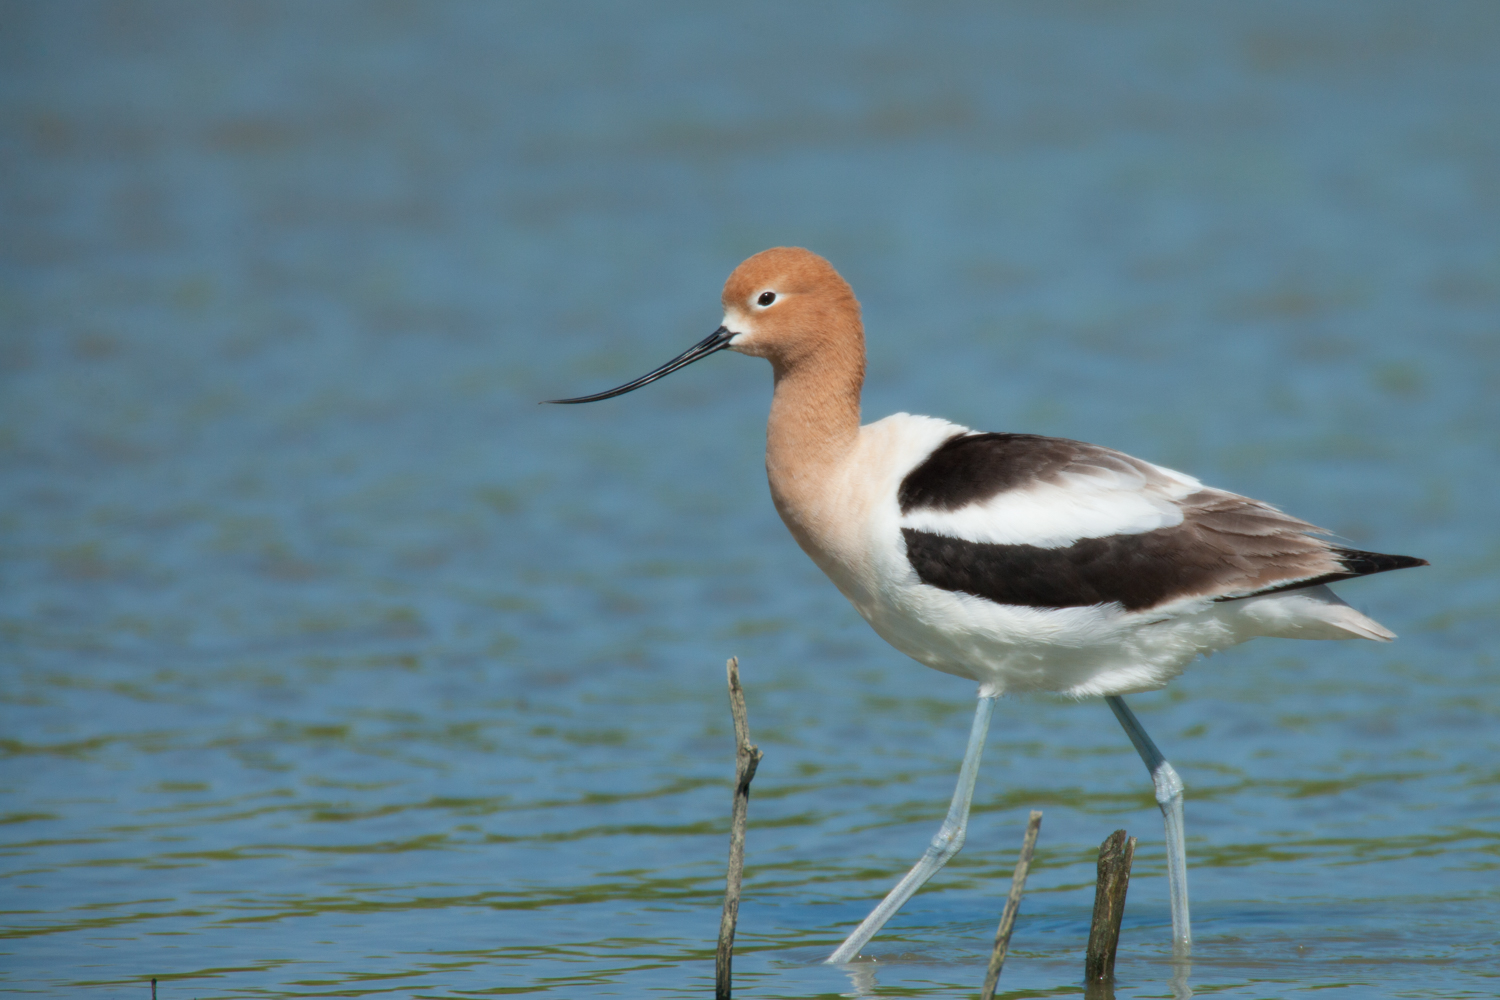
(1234, 584), (1397, 642)
(1313, 599), (1397, 642)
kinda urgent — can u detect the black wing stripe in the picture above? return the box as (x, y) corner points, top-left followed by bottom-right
(898, 433), (1087, 514)
(902, 529), (1427, 612)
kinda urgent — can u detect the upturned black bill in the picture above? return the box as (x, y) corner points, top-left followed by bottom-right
(544, 326), (735, 404)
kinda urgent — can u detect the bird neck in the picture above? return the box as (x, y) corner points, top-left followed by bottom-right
(764, 340), (865, 550)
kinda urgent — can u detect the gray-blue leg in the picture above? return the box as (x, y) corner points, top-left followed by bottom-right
(825, 694), (997, 964)
(1107, 695), (1190, 954)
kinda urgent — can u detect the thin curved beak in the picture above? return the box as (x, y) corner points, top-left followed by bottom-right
(544, 326), (735, 404)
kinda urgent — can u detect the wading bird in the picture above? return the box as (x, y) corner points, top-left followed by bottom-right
(547, 247), (1425, 962)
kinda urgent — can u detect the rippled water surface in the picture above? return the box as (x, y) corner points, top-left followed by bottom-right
(4, 3), (1499, 997)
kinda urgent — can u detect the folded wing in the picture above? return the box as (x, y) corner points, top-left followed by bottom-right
(897, 432), (1425, 612)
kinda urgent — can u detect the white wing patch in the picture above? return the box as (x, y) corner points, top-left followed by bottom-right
(899, 455), (1203, 549)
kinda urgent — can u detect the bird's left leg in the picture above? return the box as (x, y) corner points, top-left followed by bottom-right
(825, 693), (997, 964)
(1106, 694), (1191, 955)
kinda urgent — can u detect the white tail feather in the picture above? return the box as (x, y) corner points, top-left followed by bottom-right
(1235, 585), (1396, 642)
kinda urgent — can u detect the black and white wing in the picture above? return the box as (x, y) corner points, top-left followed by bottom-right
(897, 432), (1425, 613)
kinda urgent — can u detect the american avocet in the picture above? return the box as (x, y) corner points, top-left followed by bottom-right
(548, 247), (1426, 963)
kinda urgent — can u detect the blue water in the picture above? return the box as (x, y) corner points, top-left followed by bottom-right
(3, 3), (1498, 997)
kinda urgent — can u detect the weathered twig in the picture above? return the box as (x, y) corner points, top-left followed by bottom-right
(715, 657), (763, 1000)
(1084, 829), (1136, 984)
(980, 809), (1043, 1000)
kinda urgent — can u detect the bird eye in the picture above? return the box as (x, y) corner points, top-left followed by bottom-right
(756, 291), (776, 307)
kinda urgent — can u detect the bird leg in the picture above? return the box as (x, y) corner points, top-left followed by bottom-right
(825, 693), (997, 964)
(1106, 695), (1191, 955)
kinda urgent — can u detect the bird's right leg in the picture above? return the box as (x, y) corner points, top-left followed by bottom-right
(825, 693), (997, 964)
(1106, 695), (1190, 955)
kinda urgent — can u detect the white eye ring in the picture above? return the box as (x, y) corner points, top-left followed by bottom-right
(755, 291), (777, 308)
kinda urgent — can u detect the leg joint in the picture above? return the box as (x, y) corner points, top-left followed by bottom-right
(926, 821), (966, 862)
(1152, 761), (1185, 806)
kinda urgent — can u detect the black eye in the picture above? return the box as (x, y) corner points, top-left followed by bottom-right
(757, 291), (776, 306)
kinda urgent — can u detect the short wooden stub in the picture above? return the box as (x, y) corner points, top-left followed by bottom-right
(1084, 829), (1136, 983)
(979, 809), (1043, 1000)
(715, 657), (763, 1000)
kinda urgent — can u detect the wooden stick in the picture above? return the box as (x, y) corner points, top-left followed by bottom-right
(715, 657), (763, 1000)
(979, 809), (1043, 1000)
(1084, 829), (1137, 983)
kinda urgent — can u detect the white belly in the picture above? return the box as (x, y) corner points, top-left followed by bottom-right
(857, 579), (1236, 697)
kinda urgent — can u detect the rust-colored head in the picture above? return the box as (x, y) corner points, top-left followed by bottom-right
(545, 247), (863, 405)
(721, 247), (863, 373)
